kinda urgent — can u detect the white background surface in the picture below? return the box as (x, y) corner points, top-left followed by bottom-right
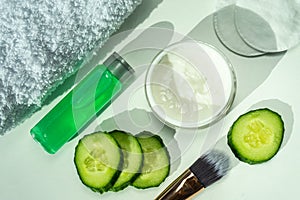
(1, 0), (300, 200)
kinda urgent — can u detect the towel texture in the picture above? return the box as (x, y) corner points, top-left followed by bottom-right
(0, 0), (142, 135)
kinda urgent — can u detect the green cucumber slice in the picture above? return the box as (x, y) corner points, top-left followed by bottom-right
(132, 132), (170, 189)
(110, 131), (143, 191)
(74, 132), (122, 193)
(228, 108), (284, 164)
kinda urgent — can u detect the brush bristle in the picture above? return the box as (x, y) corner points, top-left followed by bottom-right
(189, 150), (229, 187)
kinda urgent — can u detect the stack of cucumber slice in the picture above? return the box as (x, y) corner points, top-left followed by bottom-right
(74, 130), (170, 193)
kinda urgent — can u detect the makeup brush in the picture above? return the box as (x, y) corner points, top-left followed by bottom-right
(155, 150), (230, 200)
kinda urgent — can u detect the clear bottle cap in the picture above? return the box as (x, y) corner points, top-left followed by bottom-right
(104, 52), (135, 81)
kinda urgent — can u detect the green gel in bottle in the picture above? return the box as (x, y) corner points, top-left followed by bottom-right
(30, 52), (134, 154)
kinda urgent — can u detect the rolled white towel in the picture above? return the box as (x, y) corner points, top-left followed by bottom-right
(0, 0), (142, 135)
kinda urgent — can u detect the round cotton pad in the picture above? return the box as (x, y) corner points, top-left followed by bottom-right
(235, 0), (300, 52)
(214, 4), (266, 57)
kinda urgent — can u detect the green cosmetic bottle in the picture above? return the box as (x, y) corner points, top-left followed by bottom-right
(30, 52), (134, 154)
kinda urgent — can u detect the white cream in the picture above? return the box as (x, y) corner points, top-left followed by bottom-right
(145, 41), (236, 128)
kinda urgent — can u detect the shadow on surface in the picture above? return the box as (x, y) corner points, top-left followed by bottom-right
(96, 108), (182, 175)
(187, 13), (286, 109)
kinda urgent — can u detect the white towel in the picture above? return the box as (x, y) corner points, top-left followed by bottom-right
(0, 0), (142, 135)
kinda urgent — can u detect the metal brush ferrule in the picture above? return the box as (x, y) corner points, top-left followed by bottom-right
(155, 169), (205, 200)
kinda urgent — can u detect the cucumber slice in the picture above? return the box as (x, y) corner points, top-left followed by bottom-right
(74, 132), (122, 193)
(228, 108), (284, 164)
(132, 132), (170, 189)
(110, 131), (143, 191)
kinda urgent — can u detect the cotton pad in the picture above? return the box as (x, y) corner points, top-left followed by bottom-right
(235, 0), (300, 52)
(214, 4), (266, 57)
